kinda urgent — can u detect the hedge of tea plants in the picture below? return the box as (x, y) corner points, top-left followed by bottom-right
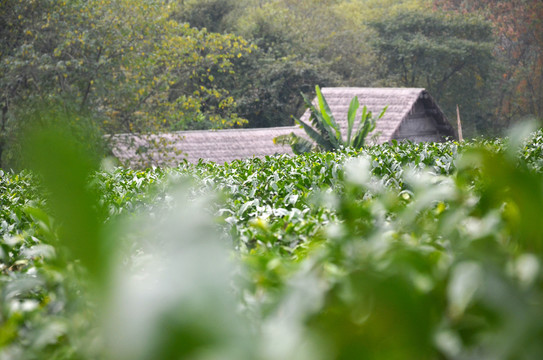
(1, 130), (543, 359)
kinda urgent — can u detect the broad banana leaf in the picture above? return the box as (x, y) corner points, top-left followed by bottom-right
(294, 116), (334, 152)
(315, 85), (342, 143)
(301, 93), (340, 149)
(346, 96), (360, 145)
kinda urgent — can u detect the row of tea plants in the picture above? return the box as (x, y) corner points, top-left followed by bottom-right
(1, 128), (543, 359)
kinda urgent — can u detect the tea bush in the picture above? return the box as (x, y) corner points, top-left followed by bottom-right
(1, 130), (543, 359)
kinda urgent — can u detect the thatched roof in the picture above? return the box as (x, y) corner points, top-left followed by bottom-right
(111, 126), (305, 167)
(111, 87), (456, 167)
(300, 87), (456, 144)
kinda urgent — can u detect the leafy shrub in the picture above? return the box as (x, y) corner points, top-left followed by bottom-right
(2, 128), (543, 358)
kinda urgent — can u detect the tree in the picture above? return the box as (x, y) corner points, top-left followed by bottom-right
(213, 0), (341, 128)
(229, 54), (338, 128)
(0, 0), (256, 166)
(434, 0), (543, 127)
(235, 0), (377, 86)
(369, 11), (496, 136)
(170, 0), (238, 34)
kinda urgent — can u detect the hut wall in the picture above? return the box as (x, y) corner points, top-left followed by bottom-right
(393, 113), (444, 142)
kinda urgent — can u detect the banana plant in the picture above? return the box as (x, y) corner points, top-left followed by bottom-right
(274, 85), (387, 154)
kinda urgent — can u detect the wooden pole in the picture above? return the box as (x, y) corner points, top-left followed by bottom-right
(456, 104), (463, 142)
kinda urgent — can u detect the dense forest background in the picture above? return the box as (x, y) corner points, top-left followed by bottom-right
(1, 0), (542, 165)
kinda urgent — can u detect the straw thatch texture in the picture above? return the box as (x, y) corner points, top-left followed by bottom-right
(111, 126), (305, 167)
(110, 87), (456, 167)
(299, 87), (456, 144)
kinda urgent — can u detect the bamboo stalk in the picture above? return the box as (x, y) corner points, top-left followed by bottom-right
(456, 104), (463, 142)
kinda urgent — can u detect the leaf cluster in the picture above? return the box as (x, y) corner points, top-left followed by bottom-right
(2, 129), (543, 358)
(274, 85), (387, 154)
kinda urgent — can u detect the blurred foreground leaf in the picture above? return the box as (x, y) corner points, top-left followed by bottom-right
(21, 107), (106, 283)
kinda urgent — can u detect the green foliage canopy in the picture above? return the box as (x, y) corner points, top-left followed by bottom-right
(369, 11), (496, 135)
(3, 127), (543, 357)
(0, 0), (255, 135)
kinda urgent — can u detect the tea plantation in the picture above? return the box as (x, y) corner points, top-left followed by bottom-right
(1, 129), (543, 359)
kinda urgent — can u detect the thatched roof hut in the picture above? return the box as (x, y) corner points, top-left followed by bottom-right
(111, 87), (456, 167)
(300, 87), (456, 144)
